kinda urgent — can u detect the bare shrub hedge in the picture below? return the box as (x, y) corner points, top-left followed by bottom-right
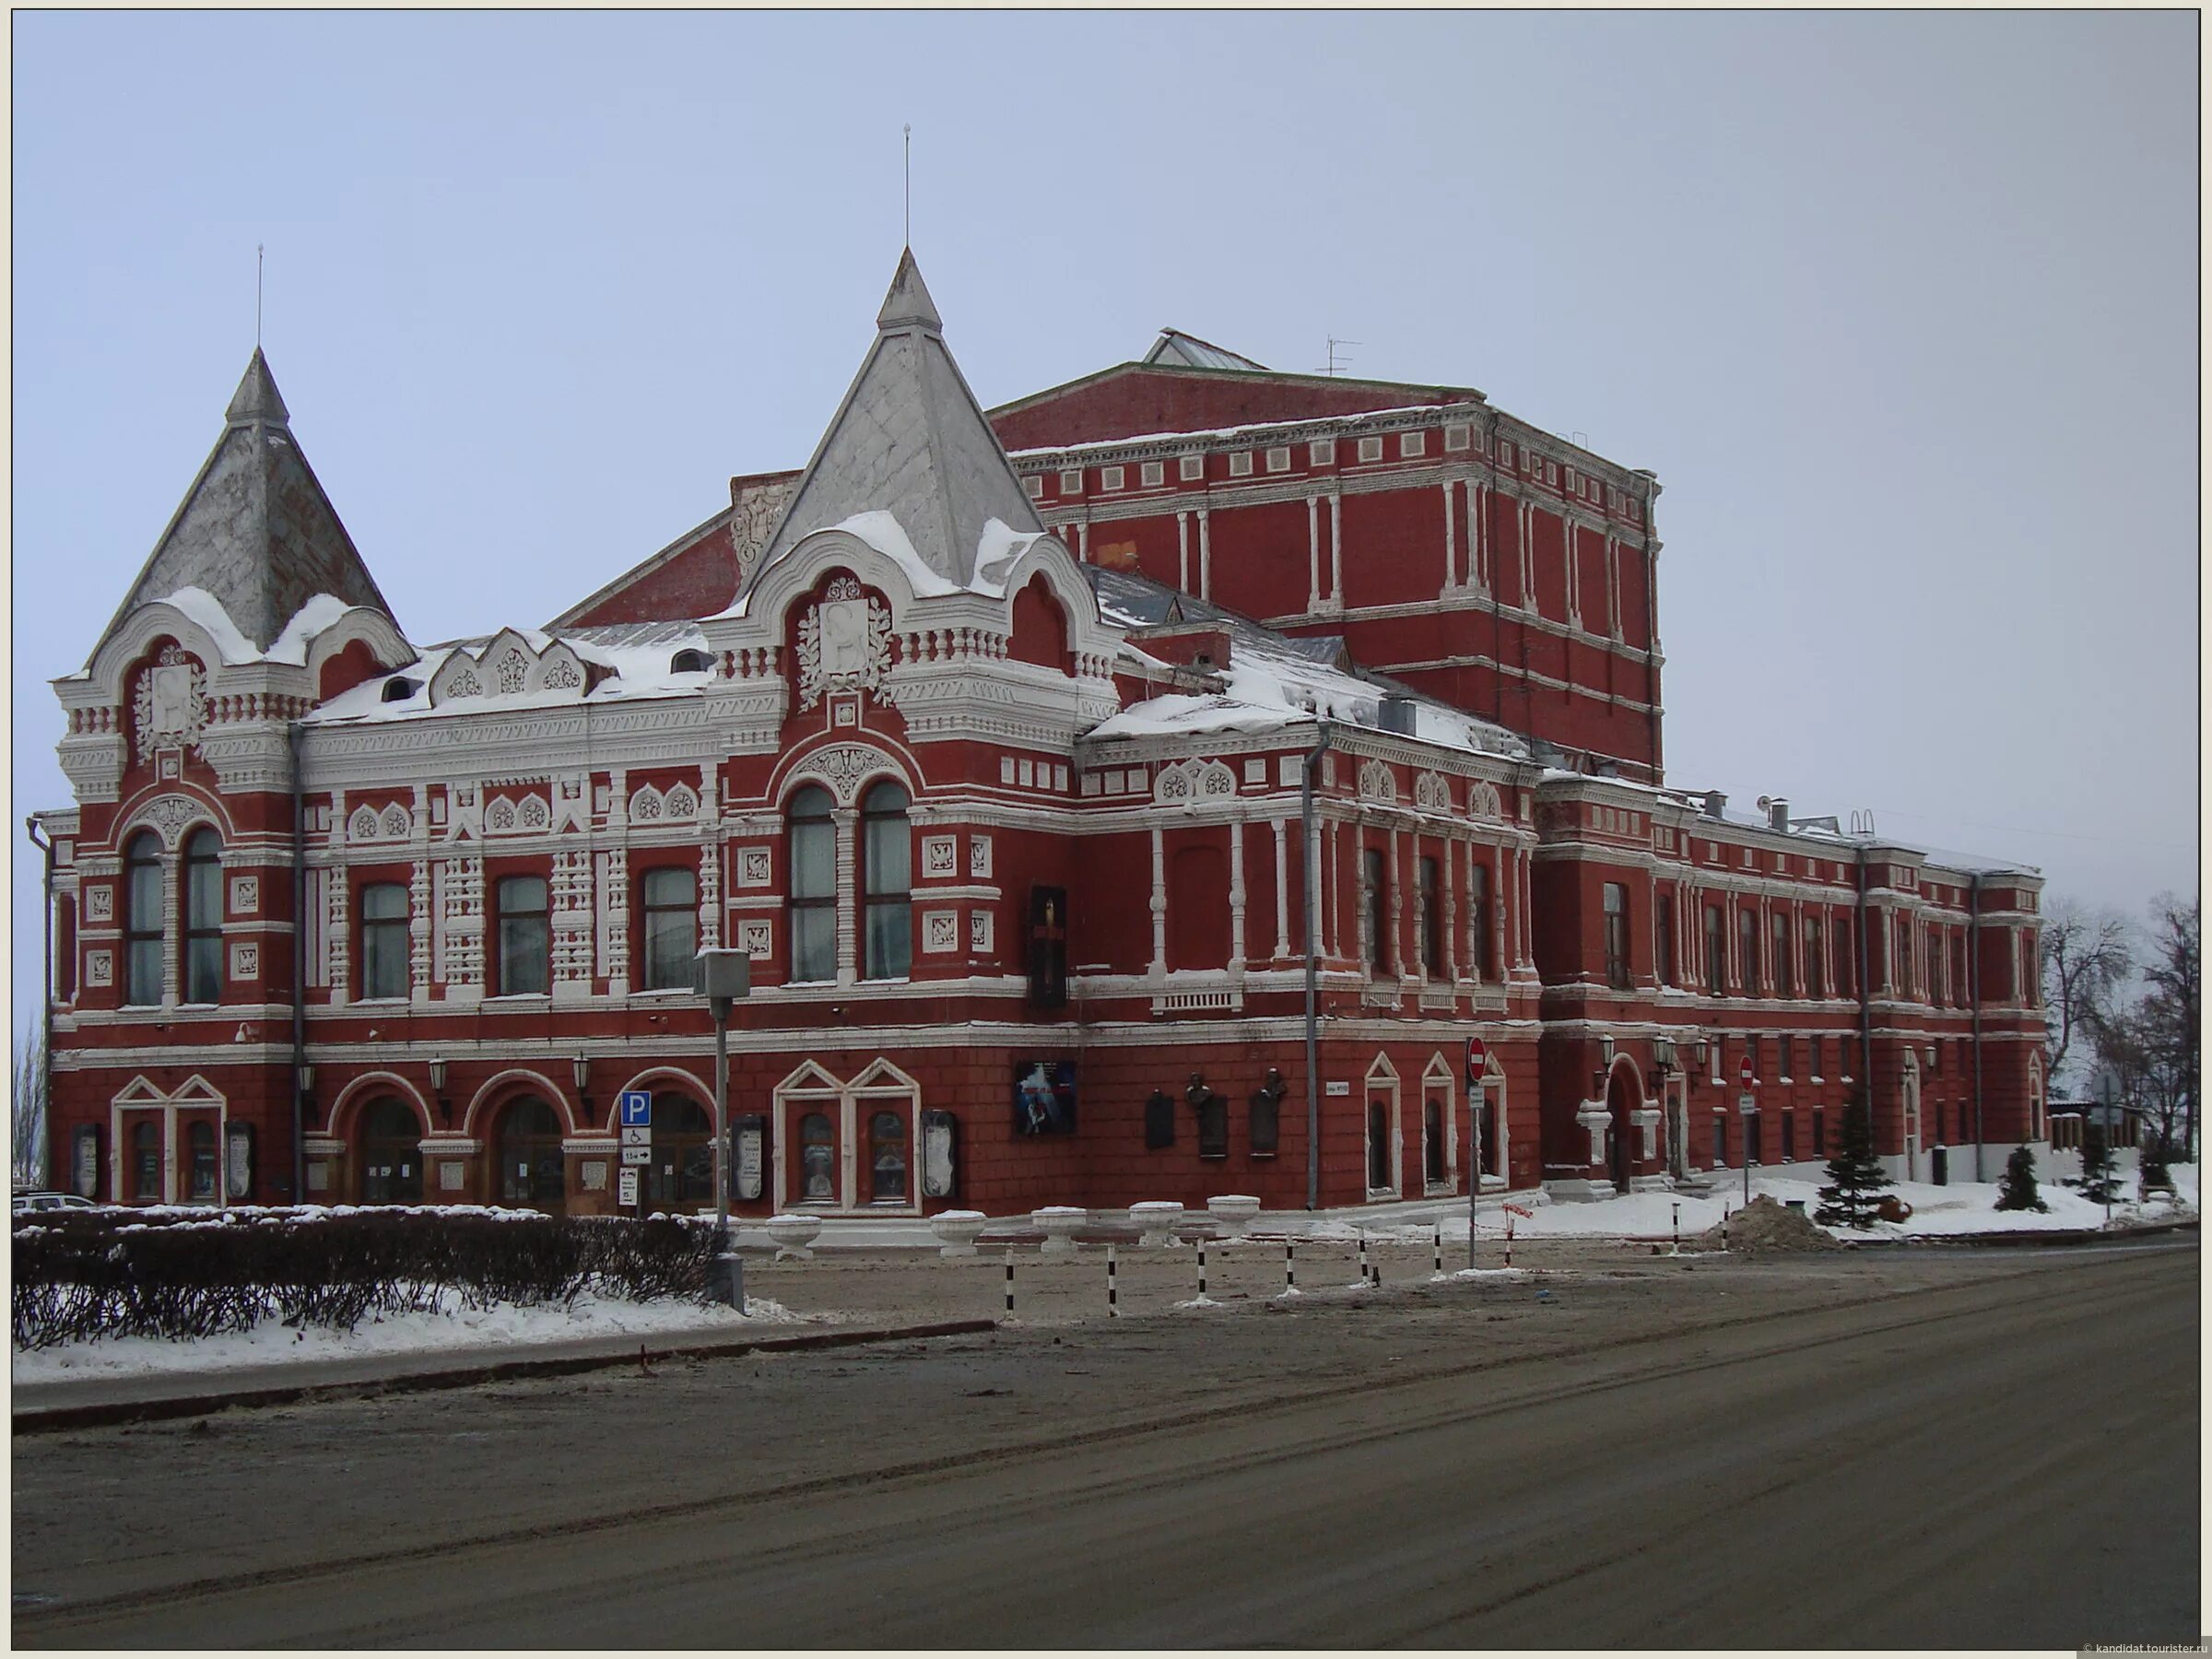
(11, 1209), (722, 1350)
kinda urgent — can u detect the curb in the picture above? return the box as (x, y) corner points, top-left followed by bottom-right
(1836, 1217), (2199, 1249)
(11, 1318), (998, 1436)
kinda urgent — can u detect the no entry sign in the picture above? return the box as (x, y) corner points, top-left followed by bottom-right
(1465, 1036), (1488, 1086)
(1738, 1054), (1756, 1089)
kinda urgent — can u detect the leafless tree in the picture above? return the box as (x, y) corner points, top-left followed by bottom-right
(2087, 895), (2200, 1161)
(2039, 898), (2134, 1089)
(12, 1024), (49, 1191)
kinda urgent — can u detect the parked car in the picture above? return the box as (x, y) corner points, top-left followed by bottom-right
(12, 1191), (98, 1217)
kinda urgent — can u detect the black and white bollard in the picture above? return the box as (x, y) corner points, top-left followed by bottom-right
(1005, 1248), (1015, 1315)
(1197, 1240), (1208, 1300)
(1721, 1205), (1730, 1252)
(1505, 1218), (1514, 1270)
(1108, 1242), (1118, 1318)
(1433, 1223), (1443, 1277)
(1285, 1237), (1297, 1293)
(1672, 1203), (1680, 1256)
(1358, 1232), (1371, 1287)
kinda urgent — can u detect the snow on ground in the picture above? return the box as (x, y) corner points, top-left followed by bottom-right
(11, 1290), (802, 1384)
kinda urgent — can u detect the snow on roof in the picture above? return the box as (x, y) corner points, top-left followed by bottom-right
(155, 587), (360, 668)
(308, 622), (715, 725)
(833, 512), (959, 598)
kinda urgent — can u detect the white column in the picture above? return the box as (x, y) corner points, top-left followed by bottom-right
(834, 808), (859, 986)
(159, 853), (181, 1007)
(1442, 480), (1457, 591)
(1228, 818), (1245, 971)
(1606, 535), (1622, 638)
(1272, 817), (1289, 960)
(1307, 496), (1321, 607)
(1387, 824), (1403, 976)
(1148, 824), (1167, 978)
(1197, 508), (1212, 602)
(1443, 832), (1459, 981)
(1325, 819), (1339, 959)
(1566, 519), (1581, 628)
(1177, 512), (1190, 593)
(1328, 493), (1343, 601)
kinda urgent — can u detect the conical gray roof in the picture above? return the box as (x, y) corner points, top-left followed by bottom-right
(92, 349), (394, 662)
(755, 250), (1043, 593)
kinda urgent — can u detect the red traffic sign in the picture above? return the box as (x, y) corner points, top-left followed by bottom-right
(1465, 1036), (1488, 1078)
(1738, 1054), (1756, 1088)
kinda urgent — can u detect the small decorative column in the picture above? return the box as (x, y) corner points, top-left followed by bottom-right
(834, 807), (859, 986)
(1148, 824), (1167, 980)
(1271, 817), (1289, 961)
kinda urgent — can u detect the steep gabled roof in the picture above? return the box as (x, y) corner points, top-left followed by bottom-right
(91, 349), (394, 664)
(751, 249), (1044, 594)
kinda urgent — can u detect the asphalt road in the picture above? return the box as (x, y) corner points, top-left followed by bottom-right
(15, 1241), (2198, 1648)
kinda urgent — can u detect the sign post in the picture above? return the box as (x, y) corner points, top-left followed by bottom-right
(1738, 1053), (1757, 1206)
(693, 947), (753, 1307)
(1465, 1037), (1488, 1271)
(618, 1092), (653, 1201)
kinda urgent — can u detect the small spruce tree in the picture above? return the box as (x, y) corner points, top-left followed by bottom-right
(1816, 1089), (1893, 1230)
(2078, 1123), (2120, 1206)
(1994, 1144), (2048, 1213)
(2138, 1135), (2174, 1201)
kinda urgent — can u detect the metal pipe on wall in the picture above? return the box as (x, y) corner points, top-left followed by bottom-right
(1300, 720), (1334, 1211)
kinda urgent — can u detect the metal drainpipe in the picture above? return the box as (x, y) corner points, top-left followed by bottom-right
(288, 720), (308, 1206)
(26, 817), (55, 1189)
(1642, 478), (1661, 782)
(1300, 720), (1334, 1211)
(1969, 871), (1984, 1182)
(1855, 844), (1875, 1121)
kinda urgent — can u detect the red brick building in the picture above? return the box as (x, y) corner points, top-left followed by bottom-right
(32, 253), (2050, 1218)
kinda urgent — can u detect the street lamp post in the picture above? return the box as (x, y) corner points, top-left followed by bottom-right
(694, 947), (752, 1305)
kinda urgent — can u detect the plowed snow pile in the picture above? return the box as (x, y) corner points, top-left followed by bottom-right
(1694, 1195), (1841, 1254)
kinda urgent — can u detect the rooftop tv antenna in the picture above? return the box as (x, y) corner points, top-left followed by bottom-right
(1317, 335), (1360, 377)
(903, 124), (912, 245)
(256, 243), (265, 347)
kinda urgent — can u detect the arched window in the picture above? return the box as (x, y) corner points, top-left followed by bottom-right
(1423, 1099), (1445, 1186)
(787, 786), (836, 983)
(358, 1096), (424, 1204)
(1367, 1101), (1392, 1192)
(669, 648), (712, 676)
(495, 875), (549, 996)
(182, 829), (223, 1004)
(867, 1110), (909, 1204)
(641, 867), (698, 992)
(360, 882), (409, 1000)
(647, 1094), (715, 1213)
(496, 1097), (566, 1211)
(131, 1119), (161, 1201)
(124, 830), (164, 1006)
(861, 782), (912, 980)
(798, 1111), (836, 1201)
(186, 1121), (218, 1203)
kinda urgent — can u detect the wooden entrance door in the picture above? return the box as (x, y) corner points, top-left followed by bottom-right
(496, 1097), (568, 1216)
(646, 1095), (715, 1216)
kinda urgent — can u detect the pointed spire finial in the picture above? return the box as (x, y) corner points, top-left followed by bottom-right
(877, 247), (942, 335)
(226, 347), (290, 429)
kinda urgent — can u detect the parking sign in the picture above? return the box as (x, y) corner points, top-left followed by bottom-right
(619, 1090), (653, 1128)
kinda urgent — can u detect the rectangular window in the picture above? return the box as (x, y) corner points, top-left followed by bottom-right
(1771, 912), (1793, 996)
(1364, 848), (1389, 974)
(1704, 905), (1725, 995)
(862, 791), (912, 981)
(1229, 452), (1253, 477)
(640, 865), (699, 992)
(1400, 430), (1426, 458)
(1357, 436), (1384, 463)
(1100, 465), (1124, 492)
(1806, 917), (1825, 997)
(1139, 460), (1164, 488)
(1022, 475), (1044, 500)
(789, 791), (837, 983)
(1738, 910), (1760, 995)
(1809, 1035), (1823, 1079)
(1783, 1110), (1796, 1162)
(1418, 855), (1441, 977)
(1656, 900), (1675, 987)
(495, 875), (549, 996)
(1179, 454), (1204, 481)
(1780, 1035), (1794, 1080)
(1445, 423), (1470, 452)
(1059, 469), (1082, 494)
(1265, 445), (1291, 473)
(1604, 882), (1630, 989)
(360, 882), (410, 1000)
(1309, 439), (1335, 465)
(1813, 1107), (1826, 1156)
(1713, 1112), (1728, 1166)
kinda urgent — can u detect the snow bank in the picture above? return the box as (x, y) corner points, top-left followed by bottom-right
(11, 1289), (803, 1383)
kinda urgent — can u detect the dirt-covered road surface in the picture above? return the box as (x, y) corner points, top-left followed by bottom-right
(12, 1236), (2199, 1649)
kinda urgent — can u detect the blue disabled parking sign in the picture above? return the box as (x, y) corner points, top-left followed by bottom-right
(619, 1090), (653, 1128)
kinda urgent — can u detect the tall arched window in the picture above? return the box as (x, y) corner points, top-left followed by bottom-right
(798, 1111), (836, 1201)
(1367, 1101), (1392, 1192)
(359, 882), (409, 1000)
(186, 1121), (218, 1203)
(359, 1097), (425, 1203)
(124, 830), (164, 1006)
(1423, 1098), (1445, 1185)
(787, 786), (836, 982)
(641, 867), (698, 992)
(861, 782), (912, 980)
(496, 1097), (566, 1211)
(868, 1110), (909, 1204)
(182, 829), (223, 1003)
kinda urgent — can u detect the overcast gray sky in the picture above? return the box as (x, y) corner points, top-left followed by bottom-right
(11, 9), (2198, 1030)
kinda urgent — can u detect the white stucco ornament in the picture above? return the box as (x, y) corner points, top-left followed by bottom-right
(134, 645), (206, 759)
(795, 576), (892, 710)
